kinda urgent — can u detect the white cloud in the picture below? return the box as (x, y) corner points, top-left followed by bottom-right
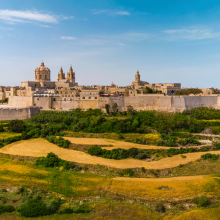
(0, 9), (73, 25)
(164, 28), (220, 41)
(61, 36), (77, 40)
(91, 10), (108, 15)
(91, 10), (130, 16)
(114, 11), (130, 15)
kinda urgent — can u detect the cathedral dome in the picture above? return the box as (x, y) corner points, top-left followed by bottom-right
(35, 62), (51, 82)
(35, 62), (50, 71)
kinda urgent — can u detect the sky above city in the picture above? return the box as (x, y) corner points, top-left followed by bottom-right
(1, 0), (220, 88)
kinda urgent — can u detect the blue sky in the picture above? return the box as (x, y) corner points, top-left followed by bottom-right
(1, 0), (220, 88)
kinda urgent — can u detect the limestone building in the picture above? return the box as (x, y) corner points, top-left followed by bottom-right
(5, 61), (219, 113)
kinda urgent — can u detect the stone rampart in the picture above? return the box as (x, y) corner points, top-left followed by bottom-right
(0, 107), (41, 121)
(8, 96), (33, 107)
(8, 95), (220, 113)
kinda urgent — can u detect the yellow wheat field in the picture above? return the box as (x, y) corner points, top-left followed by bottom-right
(0, 138), (220, 169)
(63, 137), (167, 150)
(110, 175), (220, 200)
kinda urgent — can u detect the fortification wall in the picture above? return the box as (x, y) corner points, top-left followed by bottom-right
(8, 96), (33, 107)
(98, 97), (125, 111)
(51, 97), (98, 110)
(183, 96), (218, 109)
(33, 97), (51, 109)
(0, 107), (41, 121)
(124, 96), (173, 111)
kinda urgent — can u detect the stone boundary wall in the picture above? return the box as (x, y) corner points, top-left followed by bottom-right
(0, 107), (41, 121)
(8, 95), (220, 113)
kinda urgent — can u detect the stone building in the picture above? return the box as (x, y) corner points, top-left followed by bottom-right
(6, 61), (218, 113)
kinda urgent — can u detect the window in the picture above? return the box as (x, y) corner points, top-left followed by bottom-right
(89, 97), (91, 99)
(95, 97), (97, 99)
(53, 98), (56, 101)
(82, 97), (85, 99)
(65, 92), (67, 94)
(90, 93), (92, 95)
(64, 98), (66, 101)
(84, 92), (86, 95)
(45, 75), (47, 79)
(39, 75), (41, 79)
(96, 92), (98, 95)
(61, 91), (62, 94)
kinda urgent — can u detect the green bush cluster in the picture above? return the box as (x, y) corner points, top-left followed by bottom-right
(0, 205), (14, 214)
(35, 152), (82, 171)
(175, 88), (202, 96)
(119, 169), (136, 177)
(18, 196), (61, 217)
(30, 108), (208, 134)
(194, 196), (210, 207)
(0, 124), (4, 132)
(130, 138), (148, 145)
(8, 120), (26, 133)
(158, 134), (201, 147)
(0, 135), (23, 147)
(88, 146), (149, 160)
(46, 136), (70, 148)
(201, 153), (219, 160)
(182, 107), (220, 120)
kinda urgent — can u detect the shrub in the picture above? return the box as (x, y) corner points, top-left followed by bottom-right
(46, 136), (70, 148)
(0, 205), (14, 214)
(59, 208), (73, 214)
(18, 196), (49, 217)
(35, 152), (81, 171)
(118, 133), (124, 140)
(0, 124), (4, 132)
(194, 196), (209, 207)
(155, 203), (166, 213)
(8, 120), (26, 133)
(88, 145), (102, 156)
(119, 169), (135, 177)
(201, 153), (219, 160)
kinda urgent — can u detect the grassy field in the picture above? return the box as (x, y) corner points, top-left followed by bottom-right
(0, 132), (21, 140)
(0, 157), (219, 219)
(65, 131), (161, 144)
(111, 176), (220, 200)
(0, 138), (219, 169)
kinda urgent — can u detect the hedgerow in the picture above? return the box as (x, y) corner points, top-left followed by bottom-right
(88, 145), (220, 161)
(46, 136), (70, 148)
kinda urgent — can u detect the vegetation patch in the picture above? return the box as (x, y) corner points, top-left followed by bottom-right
(35, 152), (82, 171)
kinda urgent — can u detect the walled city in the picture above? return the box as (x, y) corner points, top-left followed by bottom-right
(1, 62), (220, 120)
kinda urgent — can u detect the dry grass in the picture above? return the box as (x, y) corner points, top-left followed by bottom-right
(164, 207), (220, 220)
(0, 132), (21, 140)
(63, 137), (167, 150)
(0, 138), (220, 169)
(110, 176), (220, 200)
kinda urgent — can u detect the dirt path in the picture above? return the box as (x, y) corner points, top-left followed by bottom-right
(63, 137), (168, 150)
(114, 175), (206, 181)
(0, 138), (219, 169)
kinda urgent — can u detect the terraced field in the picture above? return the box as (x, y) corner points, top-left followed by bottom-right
(63, 137), (168, 150)
(0, 138), (219, 169)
